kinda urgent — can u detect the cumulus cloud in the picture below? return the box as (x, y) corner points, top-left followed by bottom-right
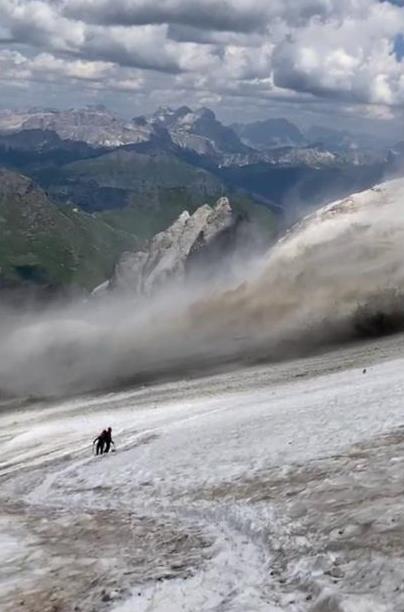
(63, 0), (270, 33)
(272, 1), (404, 105)
(63, 0), (367, 31)
(1, 0), (85, 50)
(0, 0), (403, 121)
(0, 50), (110, 83)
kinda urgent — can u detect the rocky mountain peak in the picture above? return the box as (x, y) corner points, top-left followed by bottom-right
(0, 104), (250, 158)
(0, 106), (155, 148)
(194, 107), (216, 121)
(98, 197), (234, 296)
(174, 107), (217, 131)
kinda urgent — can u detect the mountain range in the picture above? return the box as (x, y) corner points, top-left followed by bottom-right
(0, 105), (246, 157)
(232, 118), (306, 150)
(0, 104), (403, 295)
(0, 105), (393, 160)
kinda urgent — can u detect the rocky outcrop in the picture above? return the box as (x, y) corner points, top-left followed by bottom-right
(232, 118), (305, 150)
(0, 106), (156, 148)
(99, 197), (235, 296)
(151, 106), (249, 156)
(0, 105), (246, 155)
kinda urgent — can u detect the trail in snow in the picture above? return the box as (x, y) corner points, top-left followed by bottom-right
(1, 334), (404, 610)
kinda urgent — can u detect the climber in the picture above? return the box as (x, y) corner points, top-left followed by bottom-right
(93, 429), (107, 455)
(104, 427), (115, 453)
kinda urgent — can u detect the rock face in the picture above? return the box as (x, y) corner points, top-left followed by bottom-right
(0, 105), (246, 156)
(232, 118), (305, 150)
(0, 106), (155, 148)
(151, 106), (249, 156)
(104, 197), (234, 296)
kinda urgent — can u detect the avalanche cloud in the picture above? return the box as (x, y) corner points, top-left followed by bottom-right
(1, 178), (404, 398)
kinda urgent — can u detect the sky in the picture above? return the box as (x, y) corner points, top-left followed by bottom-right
(0, 0), (404, 132)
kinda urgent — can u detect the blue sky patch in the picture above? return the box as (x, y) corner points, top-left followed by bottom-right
(393, 33), (404, 60)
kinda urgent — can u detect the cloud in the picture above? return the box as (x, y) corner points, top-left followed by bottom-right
(0, 48), (111, 84)
(1, 0), (85, 50)
(272, 1), (404, 106)
(0, 0), (403, 124)
(63, 0), (368, 31)
(63, 0), (270, 33)
(79, 25), (186, 73)
(167, 24), (263, 47)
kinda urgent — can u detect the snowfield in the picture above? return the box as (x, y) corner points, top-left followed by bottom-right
(1, 335), (404, 611)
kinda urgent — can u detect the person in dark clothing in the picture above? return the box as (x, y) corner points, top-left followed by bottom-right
(93, 429), (107, 455)
(104, 427), (114, 453)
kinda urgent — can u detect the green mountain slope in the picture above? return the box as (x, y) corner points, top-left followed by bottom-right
(0, 145), (277, 292)
(38, 147), (276, 241)
(65, 149), (219, 191)
(0, 168), (136, 290)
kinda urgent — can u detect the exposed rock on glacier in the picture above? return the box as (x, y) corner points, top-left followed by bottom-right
(102, 197), (235, 296)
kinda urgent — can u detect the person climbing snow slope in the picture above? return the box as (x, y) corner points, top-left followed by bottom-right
(104, 427), (115, 453)
(93, 429), (107, 455)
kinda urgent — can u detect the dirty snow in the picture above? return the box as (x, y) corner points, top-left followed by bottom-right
(1, 335), (404, 611)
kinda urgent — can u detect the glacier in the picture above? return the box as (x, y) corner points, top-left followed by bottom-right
(1, 335), (404, 610)
(1, 178), (404, 610)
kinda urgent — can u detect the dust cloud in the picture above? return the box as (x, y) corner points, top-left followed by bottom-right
(1, 179), (404, 399)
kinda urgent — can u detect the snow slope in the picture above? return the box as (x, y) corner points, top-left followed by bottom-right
(1, 334), (404, 610)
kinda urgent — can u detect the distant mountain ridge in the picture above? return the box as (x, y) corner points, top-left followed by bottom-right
(232, 118), (306, 150)
(0, 105), (249, 159)
(0, 105), (154, 148)
(1, 102), (404, 298)
(149, 106), (250, 156)
(1, 103), (403, 242)
(0, 104), (396, 165)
